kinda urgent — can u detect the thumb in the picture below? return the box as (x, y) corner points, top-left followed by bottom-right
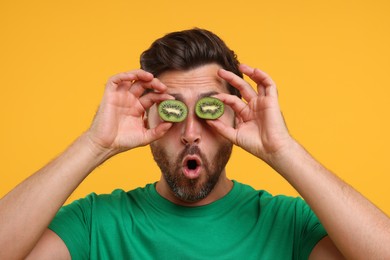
(207, 120), (237, 144)
(143, 122), (173, 145)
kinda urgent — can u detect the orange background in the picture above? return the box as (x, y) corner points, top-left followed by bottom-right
(1, 0), (390, 215)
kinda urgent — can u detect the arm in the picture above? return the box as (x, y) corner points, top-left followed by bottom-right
(0, 70), (173, 259)
(209, 64), (390, 259)
(272, 138), (390, 259)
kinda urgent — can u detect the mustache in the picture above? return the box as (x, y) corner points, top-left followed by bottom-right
(181, 144), (201, 157)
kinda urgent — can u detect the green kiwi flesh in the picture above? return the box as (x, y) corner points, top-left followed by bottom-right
(158, 100), (188, 122)
(195, 97), (224, 119)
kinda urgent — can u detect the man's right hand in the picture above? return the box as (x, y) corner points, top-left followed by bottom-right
(0, 69), (174, 259)
(87, 69), (173, 156)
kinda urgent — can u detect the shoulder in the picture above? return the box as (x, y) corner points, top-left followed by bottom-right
(63, 184), (153, 212)
(233, 180), (306, 207)
(233, 181), (315, 222)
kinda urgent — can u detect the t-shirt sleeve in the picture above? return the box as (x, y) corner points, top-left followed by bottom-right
(294, 198), (328, 259)
(48, 193), (96, 259)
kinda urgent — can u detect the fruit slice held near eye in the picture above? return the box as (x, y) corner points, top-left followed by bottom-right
(195, 97), (224, 120)
(158, 100), (188, 122)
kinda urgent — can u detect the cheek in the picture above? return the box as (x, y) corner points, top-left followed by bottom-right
(152, 123), (181, 148)
(152, 136), (179, 162)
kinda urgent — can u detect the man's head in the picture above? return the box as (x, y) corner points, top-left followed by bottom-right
(140, 28), (242, 98)
(143, 29), (240, 204)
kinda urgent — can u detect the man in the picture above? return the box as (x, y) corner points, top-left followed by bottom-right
(0, 28), (389, 259)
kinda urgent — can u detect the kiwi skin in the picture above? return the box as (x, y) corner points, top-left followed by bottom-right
(195, 97), (224, 120)
(158, 100), (188, 122)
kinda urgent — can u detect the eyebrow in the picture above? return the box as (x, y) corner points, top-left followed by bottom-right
(170, 91), (219, 101)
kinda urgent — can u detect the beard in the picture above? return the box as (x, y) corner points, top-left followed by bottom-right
(150, 141), (233, 202)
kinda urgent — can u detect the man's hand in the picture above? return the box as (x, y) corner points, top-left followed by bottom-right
(208, 64), (293, 163)
(0, 70), (175, 259)
(87, 70), (173, 156)
(210, 64), (390, 259)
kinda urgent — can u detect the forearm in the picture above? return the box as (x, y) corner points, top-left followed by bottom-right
(0, 133), (112, 259)
(269, 139), (390, 259)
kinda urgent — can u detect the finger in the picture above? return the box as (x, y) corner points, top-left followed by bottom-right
(239, 64), (278, 98)
(130, 77), (167, 98)
(107, 70), (155, 91)
(217, 68), (257, 102)
(213, 93), (250, 121)
(143, 122), (173, 145)
(139, 93), (174, 110)
(109, 70), (153, 85)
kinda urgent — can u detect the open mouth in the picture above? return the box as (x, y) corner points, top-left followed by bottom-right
(187, 159), (198, 170)
(182, 156), (201, 179)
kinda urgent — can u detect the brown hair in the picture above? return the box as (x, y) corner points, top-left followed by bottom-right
(140, 28), (242, 98)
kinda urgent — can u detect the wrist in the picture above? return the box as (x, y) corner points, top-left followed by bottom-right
(265, 137), (301, 172)
(79, 132), (117, 164)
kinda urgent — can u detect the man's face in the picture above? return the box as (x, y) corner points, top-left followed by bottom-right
(147, 64), (235, 203)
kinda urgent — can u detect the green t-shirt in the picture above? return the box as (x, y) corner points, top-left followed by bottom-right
(49, 181), (327, 259)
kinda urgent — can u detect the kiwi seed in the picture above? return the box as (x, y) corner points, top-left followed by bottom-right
(195, 97), (224, 120)
(158, 100), (188, 122)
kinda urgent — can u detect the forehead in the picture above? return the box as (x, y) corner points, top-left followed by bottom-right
(157, 64), (229, 96)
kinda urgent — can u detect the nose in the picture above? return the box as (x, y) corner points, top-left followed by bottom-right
(181, 111), (201, 145)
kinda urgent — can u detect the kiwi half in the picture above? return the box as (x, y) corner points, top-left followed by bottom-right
(195, 97), (224, 120)
(158, 100), (188, 122)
